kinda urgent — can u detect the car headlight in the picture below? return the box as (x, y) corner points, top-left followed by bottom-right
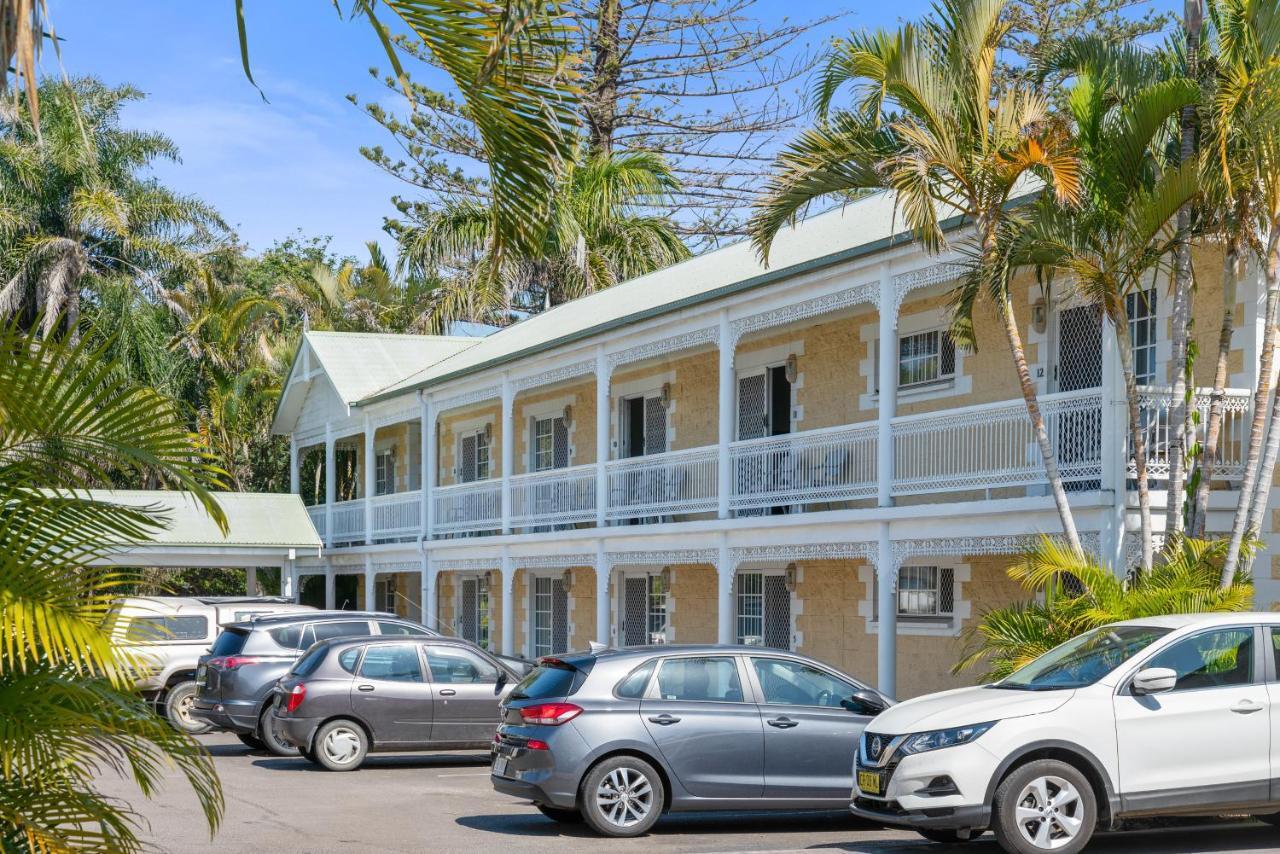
(898, 722), (995, 756)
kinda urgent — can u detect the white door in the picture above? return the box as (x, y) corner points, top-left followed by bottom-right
(1113, 626), (1269, 808)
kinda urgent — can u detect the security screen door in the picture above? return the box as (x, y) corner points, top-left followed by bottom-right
(531, 575), (569, 657)
(621, 575), (666, 645)
(736, 572), (791, 648)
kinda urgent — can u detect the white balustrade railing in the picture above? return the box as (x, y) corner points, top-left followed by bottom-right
(433, 480), (502, 535)
(510, 464), (597, 528)
(330, 498), (366, 543)
(730, 422), (877, 511)
(306, 504), (326, 540)
(370, 491), (422, 539)
(1131, 387), (1252, 480)
(605, 446), (719, 521)
(892, 389), (1104, 496)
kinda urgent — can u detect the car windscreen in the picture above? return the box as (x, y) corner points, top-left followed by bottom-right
(508, 662), (585, 700)
(209, 628), (249, 656)
(997, 625), (1172, 690)
(291, 644), (329, 677)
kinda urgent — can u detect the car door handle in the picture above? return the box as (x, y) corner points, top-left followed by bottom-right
(1231, 700), (1264, 714)
(357, 684), (375, 692)
(767, 717), (799, 729)
(647, 714), (681, 725)
(439, 689), (457, 696)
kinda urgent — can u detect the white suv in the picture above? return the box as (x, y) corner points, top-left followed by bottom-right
(852, 613), (1280, 853)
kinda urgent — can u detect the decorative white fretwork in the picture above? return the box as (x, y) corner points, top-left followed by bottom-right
(729, 282), (878, 348)
(434, 385), (501, 413)
(886, 262), (967, 314)
(886, 532), (1101, 568)
(606, 549), (718, 568)
(606, 326), (719, 372)
(513, 554), (596, 570)
(514, 360), (595, 392)
(432, 557), (501, 572)
(730, 542), (876, 567)
(371, 407), (419, 429)
(372, 561), (420, 573)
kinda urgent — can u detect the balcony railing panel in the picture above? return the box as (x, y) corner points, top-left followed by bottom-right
(434, 480), (502, 535)
(306, 504), (326, 540)
(371, 491), (422, 539)
(606, 446), (718, 521)
(330, 498), (366, 544)
(510, 464), (597, 528)
(730, 422), (878, 510)
(892, 389), (1104, 496)
(1131, 387), (1251, 480)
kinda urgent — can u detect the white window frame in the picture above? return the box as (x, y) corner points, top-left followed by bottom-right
(458, 574), (492, 650)
(374, 575), (397, 613)
(1127, 287), (1158, 386)
(735, 568), (793, 649)
(613, 570), (671, 645)
(860, 308), (971, 410)
(859, 561), (970, 637)
(527, 573), (571, 659)
(374, 448), (395, 496)
(457, 428), (491, 483)
(895, 329), (956, 389)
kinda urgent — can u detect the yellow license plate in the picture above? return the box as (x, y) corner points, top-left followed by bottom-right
(857, 770), (882, 795)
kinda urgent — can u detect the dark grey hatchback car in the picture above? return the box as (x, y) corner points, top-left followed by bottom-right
(271, 636), (519, 770)
(492, 645), (890, 837)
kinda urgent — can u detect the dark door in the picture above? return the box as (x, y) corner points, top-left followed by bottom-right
(749, 656), (869, 800)
(640, 655), (764, 798)
(350, 642), (434, 746)
(769, 365), (791, 436)
(625, 397), (645, 458)
(423, 644), (505, 744)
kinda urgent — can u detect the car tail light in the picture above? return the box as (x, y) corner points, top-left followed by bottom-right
(208, 656), (260, 670)
(518, 703), (582, 726)
(525, 739), (550, 751)
(285, 684), (306, 713)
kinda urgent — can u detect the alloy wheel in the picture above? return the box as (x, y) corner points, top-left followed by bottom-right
(320, 726), (362, 765)
(594, 766), (654, 828)
(1014, 775), (1083, 850)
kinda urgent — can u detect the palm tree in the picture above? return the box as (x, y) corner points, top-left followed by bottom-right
(1014, 41), (1200, 570)
(956, 535), (1253, 681)
(0, 0), (48, 129)
(749, 0), (1086, 554)
(0, 77), (225, 339)
(0, 320), (226, 850)
(397, 149), (689, 330)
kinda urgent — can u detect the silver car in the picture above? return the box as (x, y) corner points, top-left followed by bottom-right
(491, 644), (890, 837)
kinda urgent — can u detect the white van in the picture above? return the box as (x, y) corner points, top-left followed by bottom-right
(853, 613), (1280, 853)
(112, 596), (314, 733)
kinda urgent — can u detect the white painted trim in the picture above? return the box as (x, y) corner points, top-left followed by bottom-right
(857, 559), (971, 638)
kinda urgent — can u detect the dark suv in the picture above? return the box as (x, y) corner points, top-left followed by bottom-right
(193, 612), (438, 755)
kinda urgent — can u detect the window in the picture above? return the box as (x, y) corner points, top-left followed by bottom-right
(515, 662), (583, 699)
(303, 621), (372, 647)
(1146, 628), (1255, 692)
(378, 621), (428, 636)
(531, 575), (568, 658)
(374, 577), (396, 614)
(460, 577), (491, 649)
(458, 429), (491, 483)
(1001, 625), (1171, 689)
(655, 657), (743, 702)
(647, 576), (667, 642)
(736, 572), (791, 648)
(292, 645), (329, 677)
(266, 625), (301, 650)
(616, 660), (657, 699)
(338, 647), (362, 673)
(531, 416), (568, 472)
(898, 329), (956, 388)
(374, 449), (395, 496)
(212, 628), (250, 655)
(1127, 288), (1158, 385)
(124, 615), (208, 643)
(359, 643), (424, 682)
(751, 657), (856, 708)
(898, 566), (954, 619)
(425, 646), (499, 684)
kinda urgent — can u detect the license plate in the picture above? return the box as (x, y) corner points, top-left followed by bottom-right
(195, 665), (206, 687)
(493, 756), (510, 777)
(857, 769), (882, 795)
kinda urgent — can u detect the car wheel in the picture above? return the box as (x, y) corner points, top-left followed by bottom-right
(992, 759), (1096, 854)
(536, 804), (584, 823)
(579, 756), (664, 838)
(236, 732), (266, 751)
(916, 828), (985, 844)
(312, 719), (368, 771)
(258, 709), (301, 757)
(163, 682), (212, 735)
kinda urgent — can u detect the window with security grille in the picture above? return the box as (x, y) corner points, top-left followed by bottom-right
(531, 416), (568, 471)
(1126, 288), (1158, 385)
(531, 575), (569, 657)
(736, 572), (791, 648)
(460, 576), (491, 649)
(898, 330), (956, 387)
(374, 577), (396, 613)
(647, 575), (667, 641)
(873, 566), (956, 623)
(374, 449), (395, 496)
(458, 430), (490, 482)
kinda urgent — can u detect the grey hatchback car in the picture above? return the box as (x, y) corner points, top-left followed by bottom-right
(271, 636), (519, 770)
(491, 645), (890, 837)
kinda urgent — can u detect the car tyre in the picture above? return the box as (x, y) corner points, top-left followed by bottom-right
(579, 755), (664, 838)
(258, 708), (301, 757)
(992, 759), (1095, 854)
(916, 828), (985, 844)
(236, 732), (267, 751)
(311, 719), (369, 771)
(535, 804), (584, 823)
(163, 681), (212, 735)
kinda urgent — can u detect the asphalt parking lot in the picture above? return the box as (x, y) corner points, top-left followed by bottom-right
(92, 734), (1280, 854)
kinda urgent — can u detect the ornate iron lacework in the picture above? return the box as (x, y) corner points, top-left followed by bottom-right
(730, 542), (876, 567)
(372, 561), (419, 573)
(431, 557), (501, 572)
(606, 549), (718, 567)
(888, 262), (967, 313)
(888, 533), (1101, 567)
(514, 360), (595, 392)
(729, 282), (878, 348)
(514, 554), (596, 570)
(434, 385), (501, 413)
(607, 326), (719, 371)
(371, 408), (419, 429)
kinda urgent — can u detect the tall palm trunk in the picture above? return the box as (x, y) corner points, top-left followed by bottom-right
(1166, 0), (1204, 535)
(1222, 220), (1280, 585)
(1191, 243), (1242, 536)
(1113, 313), (1154, 570)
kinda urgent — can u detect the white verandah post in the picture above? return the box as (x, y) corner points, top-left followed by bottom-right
(364, 415), (375, 545)
(500, 549), (515, 656)
(501, 377), (514, 535)
(595, 539), (610, 645)
(324, 422), (336, 550)
(716, 535), (734, 644)
(875, 264), (899, 698)
(595, 345), (610, 528)
(717, 310), (734, 519)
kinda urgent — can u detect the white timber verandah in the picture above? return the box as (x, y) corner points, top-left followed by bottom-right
(73, 491), (323, 597)
(273, 193), (1268, 699)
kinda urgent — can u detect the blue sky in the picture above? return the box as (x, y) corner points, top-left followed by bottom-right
(48, 1), (1177, 261)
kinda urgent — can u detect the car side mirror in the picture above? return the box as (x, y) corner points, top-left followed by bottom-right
(1132, 667), (1178, 696)
(842, 688), (889, 716)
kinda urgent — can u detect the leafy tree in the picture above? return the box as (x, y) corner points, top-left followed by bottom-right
(0, 321), (226, 850)
(956, 536), (1253, 681)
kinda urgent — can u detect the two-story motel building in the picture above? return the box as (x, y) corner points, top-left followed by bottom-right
(270, 191), (1272, 698)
